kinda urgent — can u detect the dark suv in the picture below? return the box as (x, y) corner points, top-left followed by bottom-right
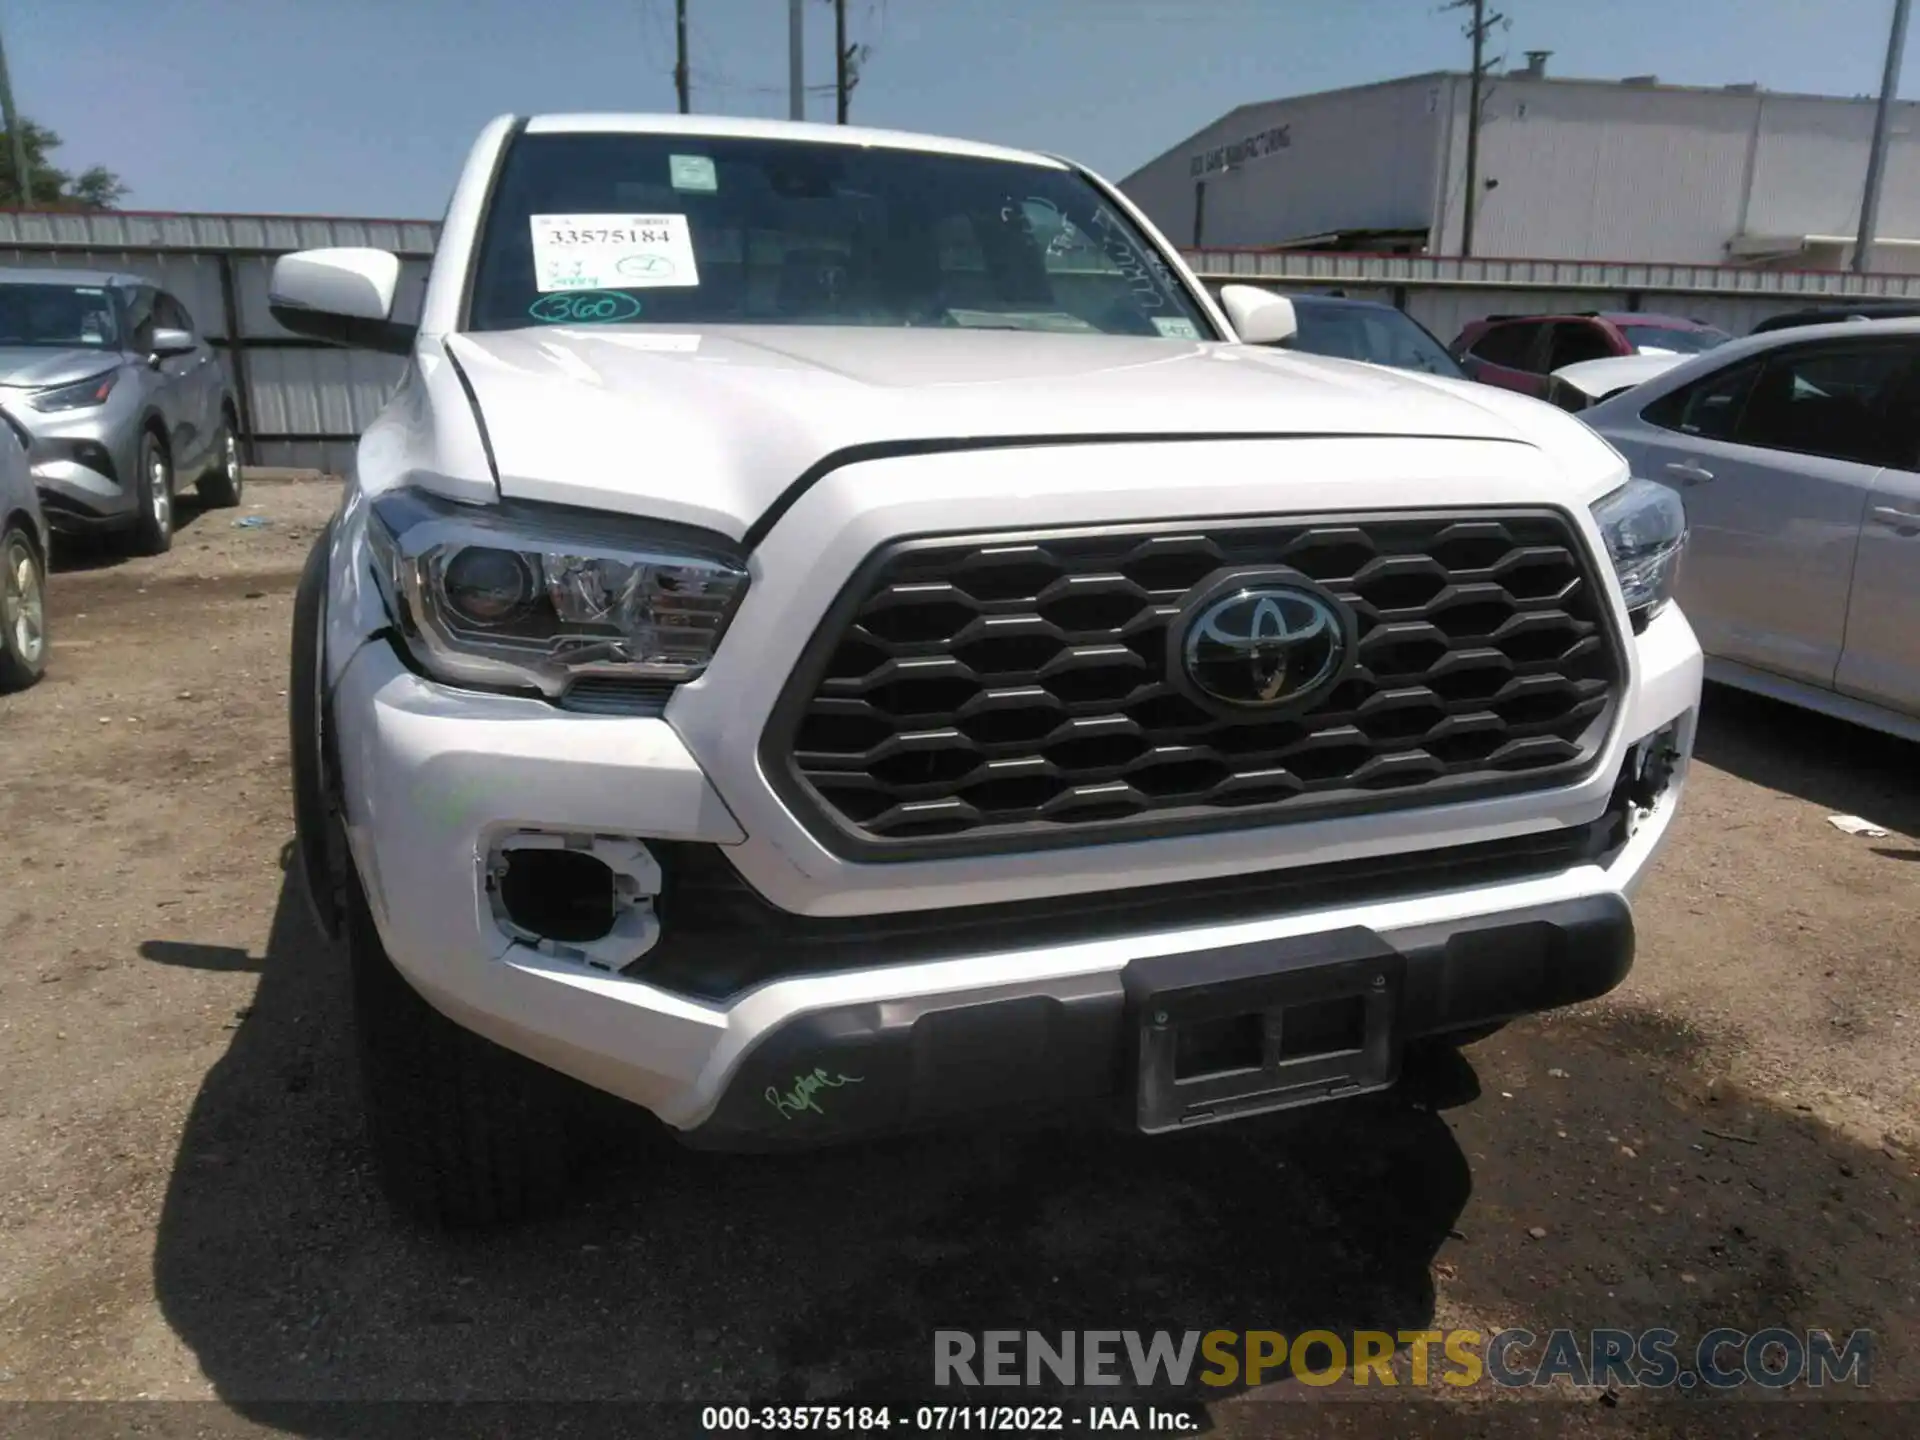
(1450, 312), (1730, 398)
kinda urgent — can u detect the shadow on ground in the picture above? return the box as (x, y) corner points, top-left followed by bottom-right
(148, 872), (1472, 1425)
(1693, 681), (1920, 838)
(146, 873), (1919, 1436)
(49, 496), (215, 574)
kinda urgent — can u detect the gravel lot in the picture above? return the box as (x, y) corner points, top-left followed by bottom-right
(0, 480), (1915, 1437)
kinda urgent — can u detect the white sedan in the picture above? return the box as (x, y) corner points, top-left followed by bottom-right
(1581, 318), (1920, 740)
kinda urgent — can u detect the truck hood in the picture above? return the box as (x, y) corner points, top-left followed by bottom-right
(444, 325), (1535, 537)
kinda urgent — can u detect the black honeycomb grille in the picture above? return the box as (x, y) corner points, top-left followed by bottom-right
(764, 512), (1624, 858)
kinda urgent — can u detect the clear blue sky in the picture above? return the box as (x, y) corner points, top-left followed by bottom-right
(6, 0), (1915, 218)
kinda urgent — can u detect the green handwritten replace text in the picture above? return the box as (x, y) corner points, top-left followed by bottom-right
(765, 1066), (863, 1120)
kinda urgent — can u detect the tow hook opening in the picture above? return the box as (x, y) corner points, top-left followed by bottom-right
(486, 833), (662, 974)
(1625, 720), (1684, 812)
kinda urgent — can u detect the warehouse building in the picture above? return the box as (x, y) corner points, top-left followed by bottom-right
(1122, 56), (1920, 272)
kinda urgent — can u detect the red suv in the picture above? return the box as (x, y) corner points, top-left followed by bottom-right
(1449, 312), (1731, 397)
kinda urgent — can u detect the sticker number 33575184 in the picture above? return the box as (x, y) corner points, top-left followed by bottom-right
(543, 226), (655, 245)
(530, 213), (702, 293)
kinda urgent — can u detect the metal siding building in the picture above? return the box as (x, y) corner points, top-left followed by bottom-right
(0, 209), (438, 473)
(1125, 70), (1920, 273)
(1126, 75), (1447, 251)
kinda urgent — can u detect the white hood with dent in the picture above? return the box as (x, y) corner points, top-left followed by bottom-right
(444, 326), (1543, 537)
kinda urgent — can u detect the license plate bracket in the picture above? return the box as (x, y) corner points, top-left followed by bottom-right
(1123, 927), (1404, 1133)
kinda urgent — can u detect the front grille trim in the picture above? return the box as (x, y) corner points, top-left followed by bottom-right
(631, 801), (1628, 999)
(760, 509), (1629, 862)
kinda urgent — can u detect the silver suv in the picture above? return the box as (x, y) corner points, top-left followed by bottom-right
(0, 269), (244, 554)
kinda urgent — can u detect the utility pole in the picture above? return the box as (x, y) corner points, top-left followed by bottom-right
(0, 9), (31, 207)
(834, 0), (849, 123)
(1854, 0), (1913, 273)
(674, 0), (690, 114)
(1446, 0), (1504, 257)
(789, 0), (805, 121)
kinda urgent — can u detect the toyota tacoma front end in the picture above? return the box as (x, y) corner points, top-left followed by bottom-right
(279, 113), (1700, 1226)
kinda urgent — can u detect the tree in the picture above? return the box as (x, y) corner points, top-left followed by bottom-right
(0, 119), (128, 210)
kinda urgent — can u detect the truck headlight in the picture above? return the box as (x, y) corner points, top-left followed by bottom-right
(1590, 479), (1686, 627)
(366, 487), (748, 698)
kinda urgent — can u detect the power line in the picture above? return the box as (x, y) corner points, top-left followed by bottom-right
(1854, 0), (1912, 272)
(675, 0), (690, 113)
(789, 0), (804, 119)
(1443, 0), (1509, 257)
(0, 8), (31, 206)
(835, 0), (849, 123)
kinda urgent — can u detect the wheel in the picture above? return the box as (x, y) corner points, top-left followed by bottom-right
(128, 429), (174, 555)
(0, 523), (48, 691)
(197, 416), (243, 508)
(346, 869), (575, 1227)
(289, 523), (343, 938)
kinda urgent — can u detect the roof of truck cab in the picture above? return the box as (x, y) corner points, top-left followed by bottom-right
(522, 114), (1069, 169)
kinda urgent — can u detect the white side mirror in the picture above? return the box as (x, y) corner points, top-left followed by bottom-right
(1218, 285), (1299, 346)
(269, 247), (412, 354)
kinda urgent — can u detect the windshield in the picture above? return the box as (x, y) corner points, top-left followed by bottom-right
(467, 132), (1216, 339)
(0, 283), (120, 349)
(1620, 324), (1729, 356)
(1287, 300), (1464, 377)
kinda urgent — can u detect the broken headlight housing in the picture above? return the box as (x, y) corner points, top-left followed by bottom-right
(365, 487), (749, 698)
(1591, 478), (1687, 628)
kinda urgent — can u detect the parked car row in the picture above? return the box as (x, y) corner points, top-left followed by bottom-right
(0, 267), (247, 691)
(1580, 318), (1920, 741)
(1453, 311), (1732, 398)
(1218, 285), (1918, 743)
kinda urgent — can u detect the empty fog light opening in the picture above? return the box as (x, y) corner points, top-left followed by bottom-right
(1619, 716), (1688, 836)
(486, 832), (662, 973)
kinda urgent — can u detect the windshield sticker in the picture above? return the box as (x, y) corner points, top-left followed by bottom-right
(527, 291), (644, 324)
(530, 213), (701, 292)
(669, 154), (718, 193)
(1153, 317), (1201, 339)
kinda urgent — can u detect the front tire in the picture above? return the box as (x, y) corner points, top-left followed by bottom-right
(128, 430), (174, 555)
(0, 523), (48, 691)
(197, 417), (243, 508)
(347, 871), (575, 1227)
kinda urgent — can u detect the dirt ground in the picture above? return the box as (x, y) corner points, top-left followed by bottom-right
(0, 479), (1915, 1438)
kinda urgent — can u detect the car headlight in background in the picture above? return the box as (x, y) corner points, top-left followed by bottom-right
(1591, 478), (1687, 628)
(365, 487), (749, 701)
(28, 370), (118, 411)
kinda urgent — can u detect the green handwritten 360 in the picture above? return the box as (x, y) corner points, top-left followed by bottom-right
(766, 1067), (862, 1120)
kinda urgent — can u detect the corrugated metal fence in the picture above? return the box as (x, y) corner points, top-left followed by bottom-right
(0, 209), (438, 473)
(1182, 250), (1920, 347)
(9, 209), (1920, 469)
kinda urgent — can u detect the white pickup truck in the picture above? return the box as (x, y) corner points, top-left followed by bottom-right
(275, 113), (1701, 1226)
